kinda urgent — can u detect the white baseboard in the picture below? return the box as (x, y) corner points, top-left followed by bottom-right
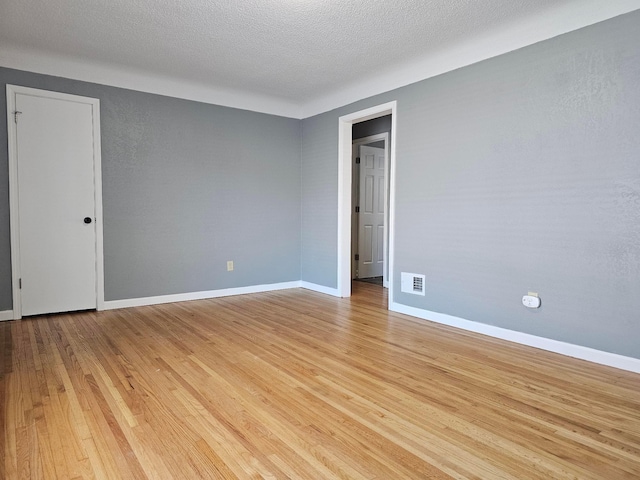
(103, 281), (301, 310)
(299, 281), (342, 297)
(390, 302), (640, 374)
(0, 310), (14, 322)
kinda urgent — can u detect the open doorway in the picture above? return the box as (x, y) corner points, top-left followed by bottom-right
(337, 101), (397, 304)
(351, 129), (390, 288)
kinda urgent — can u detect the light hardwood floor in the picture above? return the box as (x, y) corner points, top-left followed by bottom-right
(2, 282), (639, 479)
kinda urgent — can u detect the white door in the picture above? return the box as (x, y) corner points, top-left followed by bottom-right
(11, 89), (98, 316)
(357, 145), (385, 278)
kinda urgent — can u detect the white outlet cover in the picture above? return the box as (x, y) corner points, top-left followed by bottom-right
(522, 295), (541, 308)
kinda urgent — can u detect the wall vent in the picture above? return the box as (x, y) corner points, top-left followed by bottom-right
(401, 272), (426, 296)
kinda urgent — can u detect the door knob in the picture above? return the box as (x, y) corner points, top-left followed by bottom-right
(84, 217), (92, 224)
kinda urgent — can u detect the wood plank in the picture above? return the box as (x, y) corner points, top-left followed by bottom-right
(2, 282), (639, 479)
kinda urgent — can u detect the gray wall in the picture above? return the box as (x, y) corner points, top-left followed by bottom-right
(0, 68), (301, 306)
(2, 11), (639, 359)
(300, 11), (640, 358)
(300, 114), (338, 286)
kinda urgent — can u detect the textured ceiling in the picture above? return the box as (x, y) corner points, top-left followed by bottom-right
(1, 0), (639, 117)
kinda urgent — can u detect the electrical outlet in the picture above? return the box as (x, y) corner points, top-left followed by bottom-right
(227, 260), (234, 272)
(522, 295), (541, 308)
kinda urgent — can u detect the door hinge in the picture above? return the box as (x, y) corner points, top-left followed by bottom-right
(13, 110), (22, 124)
(19, 278), (22, 289)
(355, 206), (360, 213)
(355, 254), (360, 261)
(355, 157), (360, 164)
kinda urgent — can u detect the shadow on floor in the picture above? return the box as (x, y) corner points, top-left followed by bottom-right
(354, 276), (383, 286)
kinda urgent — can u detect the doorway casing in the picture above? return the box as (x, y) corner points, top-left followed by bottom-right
(337, 101), (397, 303)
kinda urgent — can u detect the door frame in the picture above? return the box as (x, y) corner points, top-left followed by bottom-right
(337, 101), (397, 303)
(351, 133), (389, 287)
(6, 84), (105, 319)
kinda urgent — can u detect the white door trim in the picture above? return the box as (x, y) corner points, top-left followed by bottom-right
(352, 133), (390, 287)
(6, 85), (105, 319)
(352, 133), (388, 145)
(338, 101), (397, 302)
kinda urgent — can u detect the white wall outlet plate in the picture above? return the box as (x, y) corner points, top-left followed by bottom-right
(522, 295), (541, 308)
(227, 260), (234, 272)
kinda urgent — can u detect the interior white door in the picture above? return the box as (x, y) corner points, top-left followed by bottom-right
(15, 92), (97, 316)
(357, 145), (385, 278)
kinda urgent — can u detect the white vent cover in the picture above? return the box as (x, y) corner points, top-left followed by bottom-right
(401, 272), (425, 296)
